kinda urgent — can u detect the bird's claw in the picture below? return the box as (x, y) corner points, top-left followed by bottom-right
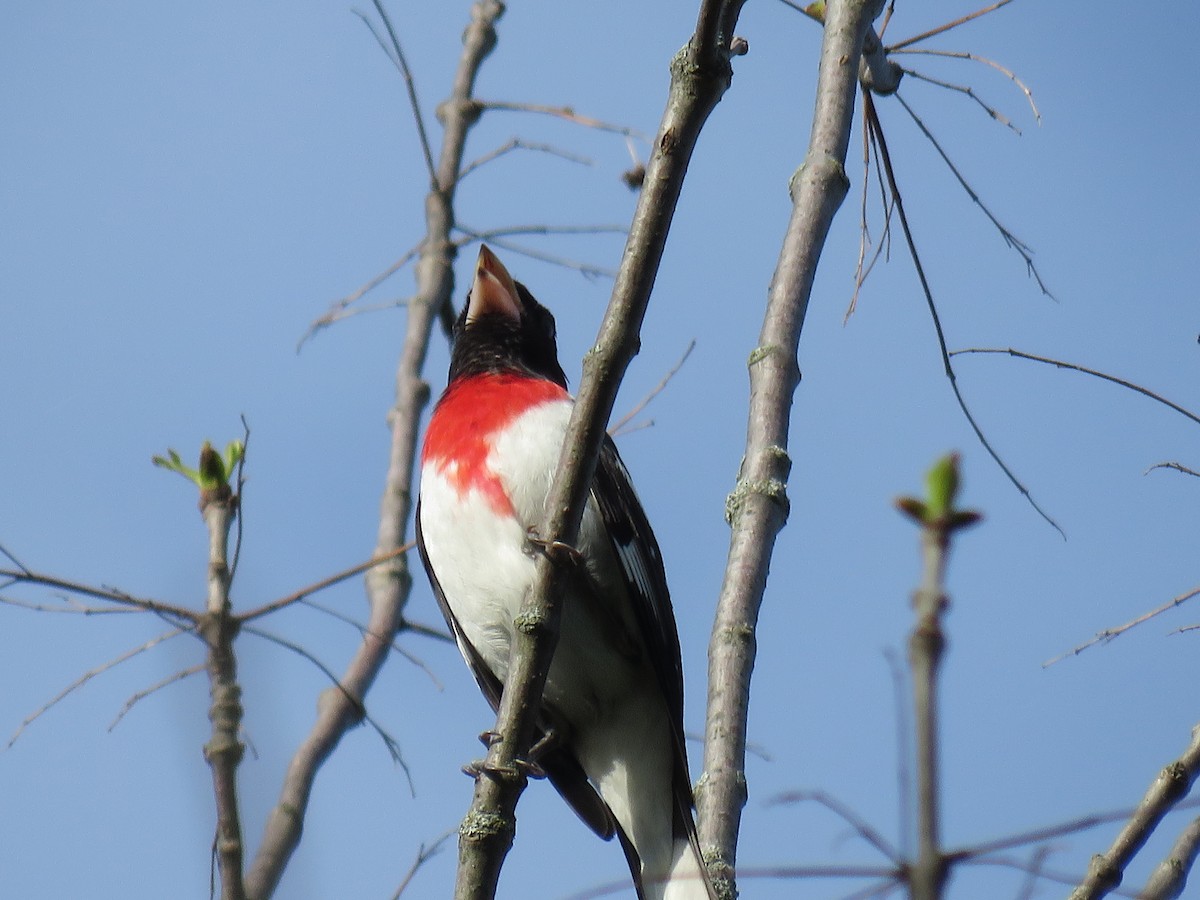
(525, 528), (584, 567)
(462, 756), (546, 781)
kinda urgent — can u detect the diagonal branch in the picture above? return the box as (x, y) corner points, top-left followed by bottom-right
(452, 2), (748, 896)
(892, 92), (1052, 298)
(698, 2), (885, 893)
(244, 3), (508, 896)
(1069, 725), (1200, 900)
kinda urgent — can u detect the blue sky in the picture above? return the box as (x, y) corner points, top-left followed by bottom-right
(3, 2), (1199, 898)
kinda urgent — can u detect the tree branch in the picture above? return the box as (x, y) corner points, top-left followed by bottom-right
(697, 1), (884, 892)
(244, 3), (507, 896)
(200, 494), (247, 900)
(1069, 725), (1200, 900)
(451, 1), (747, 896)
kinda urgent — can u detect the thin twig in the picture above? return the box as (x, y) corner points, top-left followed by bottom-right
(238, 543), (413, 623)
(458, 138), (594, 182)
(893, 92), (1053, 298)
(900, 67), (1019, 133)
(958, 854), (1145, 897)
(454, 226), (616, 279)
(768, 790), (900, 862)
(356, 2), (438, 188)
(6, 627), (189, 749)
(0, 594), (141, 615)
(476, 100), (651, 142)
(299, 244), (423, 349)
(1147, 461), (1200, 478)
(0, 542), (32, 576)
(886, 0), (1014, 51)
(950, 349), (1200, 428)
(0, 568), (197, 622)
(946, 798), (1200, 862)
(391, 830), (455, 899)
(888, 48), (1041, 123)
(863, 91), (1063, 536)
(297, 597), (445, 690)
(1043, 584), (1200, 667)
(609, 340), (696, 436)
(108, 663), (205, 731)
(241, 624), (414, 795)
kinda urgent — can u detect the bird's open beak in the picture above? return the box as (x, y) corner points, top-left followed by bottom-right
(467, 245), (522, 323)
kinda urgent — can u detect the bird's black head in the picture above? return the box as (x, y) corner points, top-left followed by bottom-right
(448, 245), (568, 389)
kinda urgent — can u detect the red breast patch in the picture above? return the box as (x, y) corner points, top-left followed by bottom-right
(423, 373), (568, 516)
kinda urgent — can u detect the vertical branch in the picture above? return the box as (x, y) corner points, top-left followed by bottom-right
(697, 0), (885, 891)
(244, 3), (505, 897)
(908, 504), (949, 900)
(201, 493), (247, 900)
(452, 1), (747, 897)
(897, 453), (978, 900)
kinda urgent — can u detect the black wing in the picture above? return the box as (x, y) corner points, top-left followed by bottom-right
(414, 499), (617, 841)
(590, 437), (700, 852)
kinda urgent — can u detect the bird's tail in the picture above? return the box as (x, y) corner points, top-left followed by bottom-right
(659, 836), (714, 900)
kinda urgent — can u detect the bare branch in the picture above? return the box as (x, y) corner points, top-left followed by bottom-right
(458, 137), (594, 182)
(699, 2), (885, 894)
(199, 495), (246, 900)
(1140, 814), (1200, 900)
(454, 225), (617, 279)
(1068, 725), (1200, 900)
(296, 597), (445, 690)
(455, 1), (749, 895)
(239, 544), (413, 623)
(900, 67), (1020, 133)
(391, 830), (455, 899)
(892, 92), (1053, 298)
(609, 339), (696, 436)
(0, 568), (197, 622)
(1043, 584), (1200, 667)
(886, 0), (1015, 51)
(1148, 461), (1200, 478)
(863, 91), (1063, 536)
(768, 789), (900, 862)
(0, 542), (32, 576)
(0, 594), (142, 615)
(946, 799), (1200, 863)
(242, 624), (413, 794)
(888, 48), (1041, 123)
(477, 100), (652, 142)
(950, 348), (1200, 429)
(6, 627), (189, 749)
(299, 244), (423, 349)
(245, 7), (509, 883)
(355, 2), (438, 188)
(108, 663), (205, 731)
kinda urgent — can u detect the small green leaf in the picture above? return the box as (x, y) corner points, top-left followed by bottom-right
(925, 452), (961, 519)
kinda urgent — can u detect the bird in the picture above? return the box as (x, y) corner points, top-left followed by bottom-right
(416, 245), (715, 900)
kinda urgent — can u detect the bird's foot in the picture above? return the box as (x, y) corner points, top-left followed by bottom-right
(524, 528), (584, 567)
(461, 728), (560, 780)
(462, 756), (545, 781)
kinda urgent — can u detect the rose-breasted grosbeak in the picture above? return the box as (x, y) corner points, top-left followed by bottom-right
(416, 246), (714, 900)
